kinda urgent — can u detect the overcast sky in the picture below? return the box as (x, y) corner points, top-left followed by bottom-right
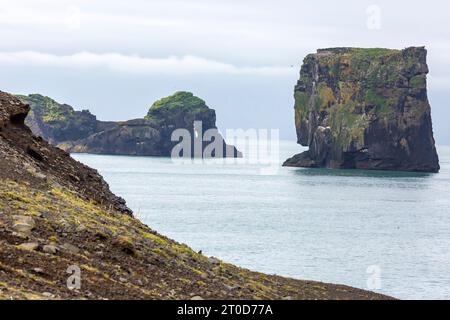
(0, 0), (449, 143)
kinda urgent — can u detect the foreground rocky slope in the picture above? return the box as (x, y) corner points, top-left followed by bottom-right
(284, 47), (439, 172)
(19, 92), (241, 158)
(0, 90), (390, 300)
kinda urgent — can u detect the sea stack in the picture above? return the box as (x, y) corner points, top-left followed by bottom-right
(284, 47), (440, 173)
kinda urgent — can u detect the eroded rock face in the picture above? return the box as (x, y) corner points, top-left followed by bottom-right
(284, 47), (440, 172)
(20, 91), (241, 157)
(0, 91), (132, 214)
(63, 119), (163, 155)
(20, 94), (117, 145)
(144, 91), (241, 157)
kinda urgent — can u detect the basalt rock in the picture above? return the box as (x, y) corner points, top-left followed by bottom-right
(19, 92), (241, 158)
(284, 47), (440, 172)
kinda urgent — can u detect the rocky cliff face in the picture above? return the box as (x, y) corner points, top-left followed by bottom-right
(284, 47), (440, 173)
(144, 91), (240, 157)
(19, 92), (240, 157)
(0, 89), (389, 300)
(0, 91), (131, 214)
(20, 94), (116, 145)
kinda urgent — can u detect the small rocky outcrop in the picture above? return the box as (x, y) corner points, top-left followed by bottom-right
(19, 92), (241, 157)
(284, 47), (440, 173)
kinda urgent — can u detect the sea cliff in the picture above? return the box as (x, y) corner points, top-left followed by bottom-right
(284, 47), (439, 172)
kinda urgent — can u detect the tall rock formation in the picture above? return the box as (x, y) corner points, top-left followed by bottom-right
(284, 47), (440, 172)
(144, 91), (240, 157)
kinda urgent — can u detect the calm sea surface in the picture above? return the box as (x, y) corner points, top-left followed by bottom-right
(73, 141), (450, 299)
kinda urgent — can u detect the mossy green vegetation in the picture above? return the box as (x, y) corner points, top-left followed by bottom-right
(294, 47), (425, 152)
(349, 48), (399, 60)
(328, 101), (368, 149)
(149, 91), (207, 112)
(294, 91), (310, 128)
(409, 75), (426, 89)
(317, 83), (335, 111)
(141, 231), (169, 245)
(365, 88), (386, 108)
(17, 94), (70, 123)
(365, 89), (397, 119)
(16, 93), (98, 145)
(294, 48), (438, 165)
(288, 46), (439, 173)
(145, 91), (209, 121)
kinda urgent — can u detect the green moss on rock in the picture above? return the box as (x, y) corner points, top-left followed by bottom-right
(409, 74), (426, 89)
(145, 91), (211, 123)
(17, 94), (73, 123)
(148, 91), (207, 113)
(286, 47), (440, 172)
(17, 94), (99, 144)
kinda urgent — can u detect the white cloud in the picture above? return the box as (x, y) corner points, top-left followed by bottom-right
(0, 51), (295, 76)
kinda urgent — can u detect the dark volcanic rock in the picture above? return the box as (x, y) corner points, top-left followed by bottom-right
(144, 91), (241, 157)
(20, 94), (117, 145)
(284, 47), (440, 173)
(19, 92), (241, 158)
(61, 118), (164, 155)
(0, 91), (132, 214)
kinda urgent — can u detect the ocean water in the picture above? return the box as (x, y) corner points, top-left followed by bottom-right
(72, 141), (450, 300)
